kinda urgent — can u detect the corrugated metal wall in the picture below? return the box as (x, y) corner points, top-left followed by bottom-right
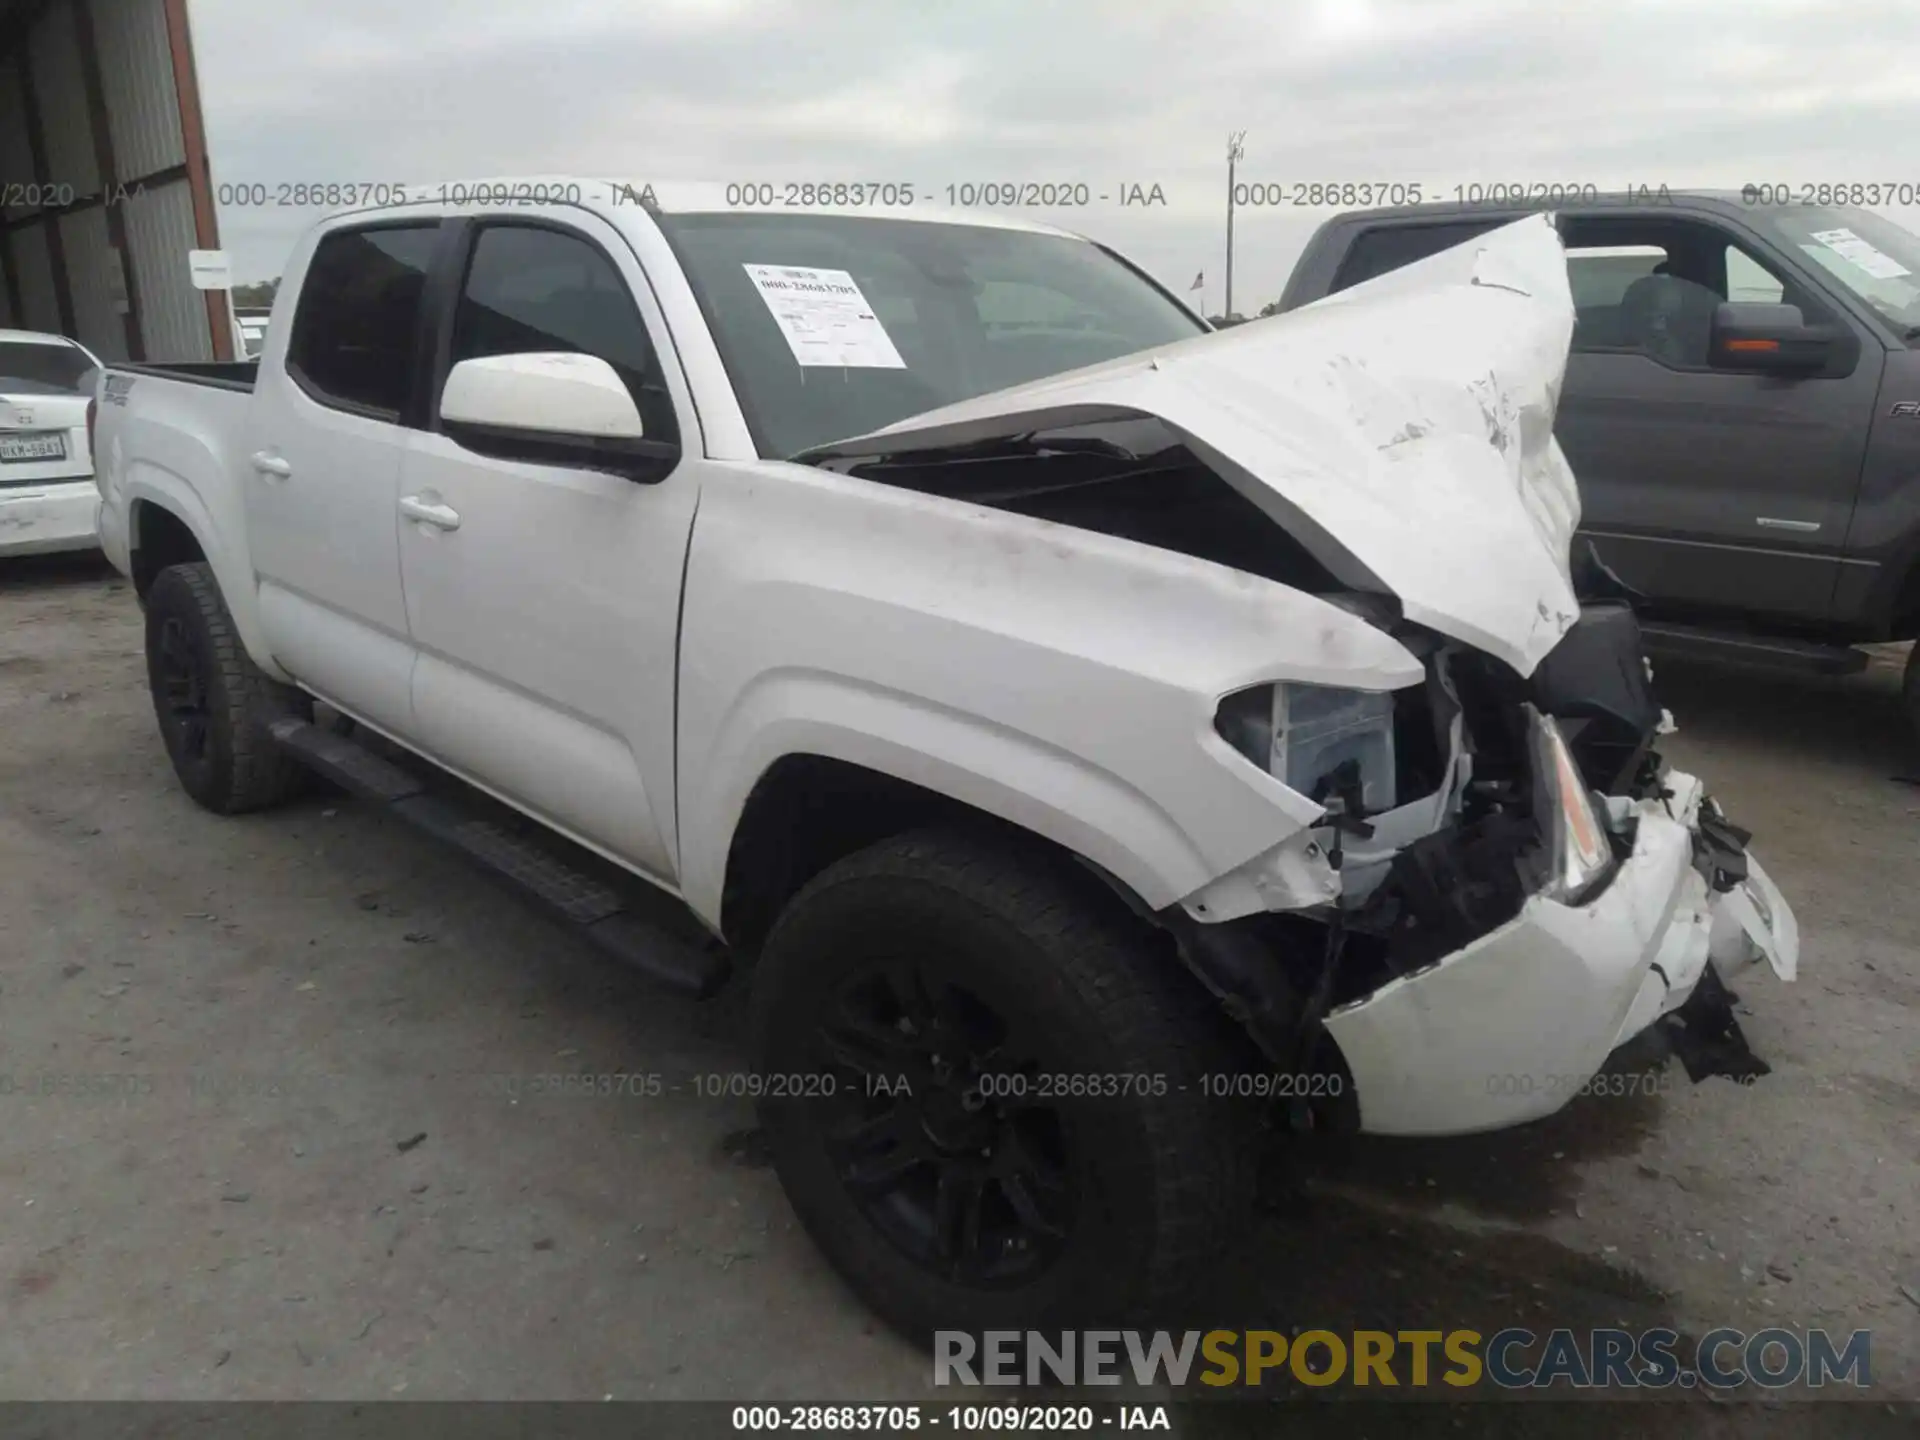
(0, 82), (35, 225)
(32, 5), (98, 195)
(12, 220), (59, 331)
(60, 201), (119, 351)
(121, 175), (201, 357)
(91, 0), (184, 182)
(0, 0), (216, 361)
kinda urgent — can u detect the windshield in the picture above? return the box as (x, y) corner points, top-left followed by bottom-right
(0, 340), (97, 396)
(1754, 206), (1920, 334)
(654, 213), (1206, 458)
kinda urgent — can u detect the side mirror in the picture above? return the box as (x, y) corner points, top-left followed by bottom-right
(1708, 302), (1839, 375)
(442, 351), (644, 436)
(439, 351), (678, 479)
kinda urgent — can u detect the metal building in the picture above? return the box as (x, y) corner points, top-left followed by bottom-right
(0, 0), (230, 362)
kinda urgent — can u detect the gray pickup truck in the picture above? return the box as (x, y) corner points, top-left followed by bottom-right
(1277, 192), (1920, 737)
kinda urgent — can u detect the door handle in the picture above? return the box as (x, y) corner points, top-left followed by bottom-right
(250, 451), (292, 479)
(399, 494), (461, 531)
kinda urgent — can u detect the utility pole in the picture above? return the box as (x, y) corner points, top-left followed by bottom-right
(1225, 131), (1246, 321)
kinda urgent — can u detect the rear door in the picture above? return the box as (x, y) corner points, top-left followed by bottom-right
(244, 220), (443, 736)
(1553, 212), (1881, 621)
(394, 214), (698, 884)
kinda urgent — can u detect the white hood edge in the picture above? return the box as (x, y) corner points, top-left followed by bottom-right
(803, 214), (1584, 677)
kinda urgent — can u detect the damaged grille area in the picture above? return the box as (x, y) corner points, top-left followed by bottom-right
(1343, 604), (1666, 986)
(1334, 647), (1545, 989)
(1359, 815), (1540, 975)
(1483, 601), (1664, 798)
(1209, 605), (1670, 1032)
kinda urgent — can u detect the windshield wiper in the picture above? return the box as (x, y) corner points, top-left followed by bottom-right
(925, 431), (1140, 462)
(796, 429), (1141, 467)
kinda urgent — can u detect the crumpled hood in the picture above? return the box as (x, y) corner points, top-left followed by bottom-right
(802, 214), (1583, 676)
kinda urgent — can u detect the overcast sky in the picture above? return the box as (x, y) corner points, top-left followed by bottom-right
(191, 0), (1920, 308)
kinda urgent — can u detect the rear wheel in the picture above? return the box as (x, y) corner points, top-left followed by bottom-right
(144, 562), (309, 814)
(750, 829), (1260, 1340)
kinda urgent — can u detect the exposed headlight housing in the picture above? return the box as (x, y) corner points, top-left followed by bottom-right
(1531, 709), (1616, 904)
(1215, 682), (1397, 812)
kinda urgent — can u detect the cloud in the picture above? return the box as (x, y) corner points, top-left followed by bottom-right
(190, 0), (1920, 309)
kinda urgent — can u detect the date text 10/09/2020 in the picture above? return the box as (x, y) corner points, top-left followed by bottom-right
(621, 182), (1169, 209)
(619, 181), (1667, 210)
(201, 181), (1171, 211)
(471, 1071), (1344, 1101)
(197, 178), (1702, 213)
(731, 1404), (1170, 1432)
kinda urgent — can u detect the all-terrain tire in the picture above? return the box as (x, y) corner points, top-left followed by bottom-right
(144, 562), (310, 814)
(750, 828), (1261, 1342)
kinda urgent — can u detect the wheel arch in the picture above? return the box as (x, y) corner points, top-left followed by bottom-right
(124, 487), (289, 684)
(128, 497), (206, 597)
(714, 750), (1179, 958)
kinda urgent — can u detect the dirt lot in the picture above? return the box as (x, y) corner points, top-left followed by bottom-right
(2, 553), (1917, 1424)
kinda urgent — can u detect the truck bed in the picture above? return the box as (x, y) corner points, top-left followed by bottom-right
(113, 359), (258, 393)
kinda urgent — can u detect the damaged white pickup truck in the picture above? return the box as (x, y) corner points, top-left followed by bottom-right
(91, 185), (1797, 1337)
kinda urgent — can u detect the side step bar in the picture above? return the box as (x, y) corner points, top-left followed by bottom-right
(1639, 622), (1868, 676)
(269, 718), (730, 998)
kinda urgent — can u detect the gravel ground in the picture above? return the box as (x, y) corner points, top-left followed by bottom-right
(1, 553), (1915, 1430)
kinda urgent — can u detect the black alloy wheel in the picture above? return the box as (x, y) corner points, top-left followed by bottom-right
(143, 562), (309, 813)
(750, 829), (1262, 1340)
(813, 956), (1077, 1287)
(154, 613), (211, 766)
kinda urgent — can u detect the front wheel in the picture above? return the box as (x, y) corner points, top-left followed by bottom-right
(750, 830), (1260, 1340)
(144, 562), (309, 814)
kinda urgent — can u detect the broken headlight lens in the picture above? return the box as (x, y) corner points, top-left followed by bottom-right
(1532, 711), (1616, 904)
(1215, 683), (1397, 812)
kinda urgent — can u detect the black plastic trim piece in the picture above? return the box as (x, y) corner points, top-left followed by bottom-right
(268, 718), (729, 998)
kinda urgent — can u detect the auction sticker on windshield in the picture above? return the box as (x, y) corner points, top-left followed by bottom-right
(1809, 228), (1912, 280)
(743, 264), (907, 368)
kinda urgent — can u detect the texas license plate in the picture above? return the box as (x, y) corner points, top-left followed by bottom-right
(0, 432), (66, 462)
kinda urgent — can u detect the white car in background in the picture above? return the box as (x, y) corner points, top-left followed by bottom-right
(0, 329), (102, 557)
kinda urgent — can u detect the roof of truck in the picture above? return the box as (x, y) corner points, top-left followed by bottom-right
(1318, 188), (1753, 226)
(338, 176), (1089, 240)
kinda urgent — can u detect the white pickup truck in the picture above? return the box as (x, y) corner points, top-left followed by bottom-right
(91, 182), (1799, 1337)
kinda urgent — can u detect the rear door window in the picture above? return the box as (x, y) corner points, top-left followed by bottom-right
(287, 224), (439, 419)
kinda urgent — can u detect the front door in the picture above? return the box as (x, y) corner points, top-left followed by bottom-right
(395, 215), (698, 884)
(1554, 213), (1880, 623)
